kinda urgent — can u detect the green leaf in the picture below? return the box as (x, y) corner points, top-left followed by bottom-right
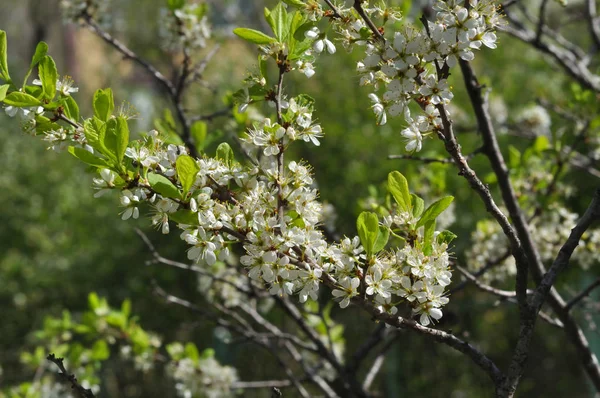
(437, 230), (457, 245)
(258, 55), (268, 80)
(167, 0), (185, 10)
(148, 173), (181, 199)
(0, 30), (9, 81)
(0, 84), (8, 101)
(533, 135), (550, 153)
(83, 117), (104, 151)
(293, 21), (316, 42)
(216, 142), (234, 167)
(233, 28), (277, 45)
(185, 343), (200, 363)
(3, 91), (42, 107)
(169, 209), (200, 225)
(62, 95), (80, 121)
(88, 292), (100, 310)
(423, 220), (436, 256)
(115, 117), (130, 164)
(372, 225), (390, 253)
(91, 340), (110, 360)
(121, 299), (131, 319)
(508, 145), (521, 169)
(357, 211), (379, 257)
(68, 146), (110, 168)
(23, 41), (48, 86)
(388, 171), (411, 213)
(283, 0), (306, 7)
(417, 196), (454, 228)
(99, 119), (119, 162)
(411, 194), (425, 219)
(190, 121), (207, 151)
(269, 3), (288, 41)
(200, 347), (215, 360)
(38, 56), (58, 100)
(93, 88), (114, 122)
(176, 155), (199, 195)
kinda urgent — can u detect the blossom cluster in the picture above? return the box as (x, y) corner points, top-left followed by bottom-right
(314, 0), (504, 152)
(60, 0), (111, 25)
(467, 204), (600, 283)
(167, 344), (238, 398)
(160, 3), (211, 52)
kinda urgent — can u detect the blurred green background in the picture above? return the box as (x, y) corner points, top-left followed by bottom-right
(1, 0), (600, 396)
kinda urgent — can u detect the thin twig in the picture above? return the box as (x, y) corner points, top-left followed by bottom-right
(566, 277), (600, 312)
(47, 354), (95, 398)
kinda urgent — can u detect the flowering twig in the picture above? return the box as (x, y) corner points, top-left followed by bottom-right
(46, 353), (95, 398)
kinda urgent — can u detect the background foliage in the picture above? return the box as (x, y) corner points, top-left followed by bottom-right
(0, 0), (599, 396)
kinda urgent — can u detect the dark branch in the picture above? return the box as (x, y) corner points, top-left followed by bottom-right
(47, 354), (95, 398)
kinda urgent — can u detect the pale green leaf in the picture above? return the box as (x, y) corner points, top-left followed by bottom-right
(357, 211), (379, 257)
(176, 155), (199, 195)
(68, 146), (110, 168)
(233, 28), (277, 45)
(148, 173), (181, 199)
(388, 171), (411, 212)
(3, 91), (42, 107)
(93, 88), (114, 122)
(39, 56), (58, 100)
(417, 196), (454, 228)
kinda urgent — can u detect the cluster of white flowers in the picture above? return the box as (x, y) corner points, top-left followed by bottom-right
(516, 104), (552, 137)
(60, 0), (110, 25)
(468, 204), (600, 283)
(321, 0), (503, 152)
(167, 345), (238, 398)
(160, 4), (211, 52)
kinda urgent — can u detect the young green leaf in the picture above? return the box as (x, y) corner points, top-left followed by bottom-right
(23, 41), (48, 86)
(115, 117), (130, 164)
(283, 0), (306, 7)
(62, 95), (80, 121)
(411, 194), (425, 219)
(190, 121), (207, 151)
(176, 155), (200, 195)
(388, 171), (411, 213)
(167, 0), (185, 10)
(0, 30), (9, 81)
(169, 209), (200, 225)
(68, 146), (110, 168)
(98, 119), (119, 162)
(148, 173), (181, 199)
(423, 220), (436, 256)
(233, 28), (277, 45)
(216, 142), (235, 167)
(357, 211), (380, 257)
(372, 225), (390, 253)
(39, 56), (58, 100)
(93, 88), (114, 122)
(269, 3), (288, 41)
(3, 91), (42, 107)
(0, 84), (8, 102)
(416, 196), (454, 228)
(437, 230), (457, 245)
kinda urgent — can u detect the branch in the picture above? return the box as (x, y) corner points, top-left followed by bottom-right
(83, 16), (175, 94)
(566, 277), (600, 312)
(352, 298), (504, 386)
(47, 354), (95, 398)
(353, 0), (385, 42)
(587, 0), (600, 50)
(500, 15), (600, 92)
(458, 60), (534, 313)
(532, 189), (600, 311)
(82, 14), (200, 158)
